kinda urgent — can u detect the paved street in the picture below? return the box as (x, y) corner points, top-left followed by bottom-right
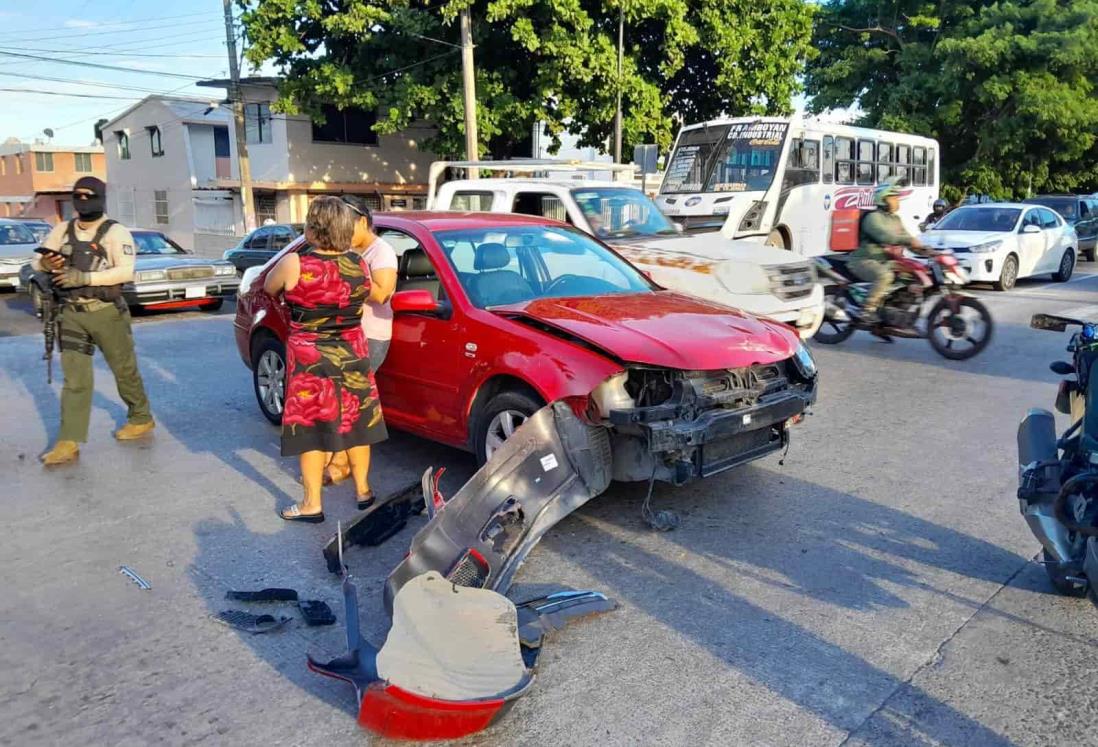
(3, 272), (1098, 746)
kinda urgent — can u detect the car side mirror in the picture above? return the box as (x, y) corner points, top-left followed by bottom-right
(391, 289), (450, 318)
(1022, 224), (1041, 234)
(1051, 360), (1076, 376)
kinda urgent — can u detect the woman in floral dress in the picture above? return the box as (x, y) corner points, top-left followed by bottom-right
(263, 196), (388, 522)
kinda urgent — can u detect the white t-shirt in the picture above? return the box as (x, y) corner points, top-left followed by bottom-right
(361, 236), (398, 341)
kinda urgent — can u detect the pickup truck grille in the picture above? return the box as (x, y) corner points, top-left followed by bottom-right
(167, 266), (215, 280)
(765, 262), (815, 300)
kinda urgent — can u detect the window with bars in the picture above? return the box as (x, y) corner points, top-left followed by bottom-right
(154, 190), (169, 224)
(835, 137), (855, 185)
(115, 131), (130, 160)
(35, 152), (54, 172)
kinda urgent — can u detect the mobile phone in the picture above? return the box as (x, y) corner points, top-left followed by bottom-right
(34, 247), (65, 258)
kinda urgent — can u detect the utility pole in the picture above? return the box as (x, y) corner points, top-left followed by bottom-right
(224, 0), (256, 232)
(460, 8), (479, 177)
(613, 3), (623, 164)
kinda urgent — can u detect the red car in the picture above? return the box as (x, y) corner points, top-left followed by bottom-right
(233, 213), (817, 484)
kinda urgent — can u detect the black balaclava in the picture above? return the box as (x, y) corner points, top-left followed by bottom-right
(73, 176), (106, 222)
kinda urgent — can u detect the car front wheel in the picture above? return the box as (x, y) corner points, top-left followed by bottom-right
(253, 338), (286, 425)
(474, 390), (542, 466)
(994, 254), (1019, 291)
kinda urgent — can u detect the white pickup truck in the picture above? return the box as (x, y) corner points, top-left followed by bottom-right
(427, 161), (824, 339)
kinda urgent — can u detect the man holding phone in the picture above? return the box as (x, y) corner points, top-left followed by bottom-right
(33, 176), (154, 466)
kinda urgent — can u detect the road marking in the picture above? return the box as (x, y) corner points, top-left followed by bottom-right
(1053, 305), (1098, 321)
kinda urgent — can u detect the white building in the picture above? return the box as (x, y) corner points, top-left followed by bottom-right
(102, 79), (436, 253)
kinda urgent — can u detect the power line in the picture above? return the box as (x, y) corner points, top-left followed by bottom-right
(0, 44), (225, 59)
(0, 50), (218, 80)
(0, 87), (143, 100)
(0, 71), (198, 95)
(0, 29), (226, 68)
(15, 17), (223, 44)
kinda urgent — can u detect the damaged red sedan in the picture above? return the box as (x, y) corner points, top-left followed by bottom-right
(233, 213), (817, 484)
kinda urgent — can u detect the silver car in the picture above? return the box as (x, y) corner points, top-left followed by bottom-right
(0, 219), (39, 291)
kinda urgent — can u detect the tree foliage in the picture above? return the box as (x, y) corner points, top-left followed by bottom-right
(806, 0), (1098, 199)
(239, 0), (815, 159)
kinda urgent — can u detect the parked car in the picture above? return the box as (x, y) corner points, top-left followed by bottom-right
(222, 223), (303, 273)
(20, 229), (239, 315)
(920, 203), (1079, 290)
(234, 212), (817, 483)
(0, 219), (39, 291)
(431, 166), (824, 340)
(10, 217), (52, 243)
(1023, 195), (1098, 261)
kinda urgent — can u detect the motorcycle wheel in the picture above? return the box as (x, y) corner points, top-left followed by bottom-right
(926, 296), (993, 360)
(813, 286), (856, 344)
(1043, 549), (1087, 597)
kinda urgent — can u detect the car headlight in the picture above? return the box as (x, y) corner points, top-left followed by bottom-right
(968, 240), (1003, 254)
(135, 270), (166, 282)
(716, 261), (771, 295)
(215, 264), (237, 276)
(791, 342), (817, 379)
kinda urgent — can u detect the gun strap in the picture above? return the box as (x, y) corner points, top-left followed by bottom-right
(59, 326), (94, 356)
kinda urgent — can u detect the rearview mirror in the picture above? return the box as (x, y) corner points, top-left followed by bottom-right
(1022, 224), (1042, 234)
(1031, 314), (1069, 332)
(1051, 361), (1076, 375)
(392, 289), (447, 317)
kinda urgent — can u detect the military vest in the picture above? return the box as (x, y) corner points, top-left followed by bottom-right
(55, 219), (124, 302)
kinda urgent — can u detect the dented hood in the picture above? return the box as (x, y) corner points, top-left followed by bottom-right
(497, 291), (800, 370)
(610, 234), (805, 269)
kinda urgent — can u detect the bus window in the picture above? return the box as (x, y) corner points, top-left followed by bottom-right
(877, 142), (893, 182)
(928, 148), (937, 186)
(836, 137), (854, 185)
(783, 138), (820, 188)
(857, 139), (875, 184)
(822, 136), (834, 185)
(912, 146), (927, 186)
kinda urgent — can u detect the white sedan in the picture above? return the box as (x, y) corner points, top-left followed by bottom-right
(920, 203), (1079, 290)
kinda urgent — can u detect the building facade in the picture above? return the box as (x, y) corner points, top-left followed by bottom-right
(0, 141), (106, 222)
(102, 82), (435, 254)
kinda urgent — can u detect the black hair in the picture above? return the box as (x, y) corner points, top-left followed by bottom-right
(340, 194), (374, 230)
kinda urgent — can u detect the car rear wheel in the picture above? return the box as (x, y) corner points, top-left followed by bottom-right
(1052, 249), (1075, 283)
(474, 390), (542, 466)
(253, 338), (286, 425)
(994, 254), (1019, 291)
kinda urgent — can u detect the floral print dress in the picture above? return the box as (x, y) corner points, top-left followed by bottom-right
(280, 248), (388, 456)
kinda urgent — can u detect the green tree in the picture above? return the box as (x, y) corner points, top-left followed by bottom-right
(238, 0), (815, 159)
(806, 0), (1098, 199)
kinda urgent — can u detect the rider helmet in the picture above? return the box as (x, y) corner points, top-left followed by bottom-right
(932, 198), (948, 214)
(873, 176), (904, 208)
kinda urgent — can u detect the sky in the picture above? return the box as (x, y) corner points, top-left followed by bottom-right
(0, 0), (254, 145)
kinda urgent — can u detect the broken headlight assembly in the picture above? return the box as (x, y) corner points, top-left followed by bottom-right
(590, 371), (635, 419)
(791, 342), (817, 380)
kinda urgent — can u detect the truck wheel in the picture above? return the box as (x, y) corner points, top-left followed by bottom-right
(765, 229), (788, 250)
(253, 337), (286, 425)
(474, 390), (542, 466)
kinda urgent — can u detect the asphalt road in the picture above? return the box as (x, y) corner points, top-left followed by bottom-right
(3, 270), (1098, 746)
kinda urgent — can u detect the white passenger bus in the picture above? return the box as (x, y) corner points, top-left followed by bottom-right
(655, 117), (940, 256)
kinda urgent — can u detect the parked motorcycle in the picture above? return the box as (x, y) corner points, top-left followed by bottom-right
(1018, 313), (1098, 599)
(813, 250), (993, 360)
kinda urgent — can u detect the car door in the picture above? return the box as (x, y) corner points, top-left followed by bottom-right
(240, 227), (273, 268)
(376, 224), (478, 446)
(1079, 199), (1098, 252)
(1016, 208), (1048, 277)
(1036, 207), (1068, 272)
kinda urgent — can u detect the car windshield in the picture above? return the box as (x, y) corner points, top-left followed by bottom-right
(930, 207), (1021, 232)
(572, 188), (677, 239)
(436, 224), (652, 309)
(705, 122), (788, 193)
(0, 223), (35, 245)
(134, 233), (184, 255)
(22, 223), (49, 241)
(1025, 198), (1076, 220)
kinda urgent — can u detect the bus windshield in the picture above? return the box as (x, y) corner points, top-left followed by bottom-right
(660, 125), (730, 194)
(661, 121), (788, 195)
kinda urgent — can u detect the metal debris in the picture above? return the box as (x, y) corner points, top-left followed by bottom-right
(119, 565), (151, 590)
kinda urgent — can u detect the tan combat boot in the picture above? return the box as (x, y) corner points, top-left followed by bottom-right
(115, 420), (156, 441)
(41, 440), (80, 466)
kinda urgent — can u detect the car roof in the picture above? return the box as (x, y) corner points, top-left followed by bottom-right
(375, 211), (570, 231)
(440, 178), (629, 190)
(954, 202), (1034, 210)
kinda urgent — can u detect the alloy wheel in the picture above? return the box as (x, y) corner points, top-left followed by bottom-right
(257, 349), (285, 416)
(484, 409), (528, 460)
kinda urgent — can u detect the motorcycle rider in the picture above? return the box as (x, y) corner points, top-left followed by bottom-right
(849, 177), (929, 323)
(920, 198), (949, 231)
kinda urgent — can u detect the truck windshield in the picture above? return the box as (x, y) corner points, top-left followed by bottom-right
(571, 188), (677, 239)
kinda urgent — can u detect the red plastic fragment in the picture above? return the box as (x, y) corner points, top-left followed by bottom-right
(357, 683), (505, 740)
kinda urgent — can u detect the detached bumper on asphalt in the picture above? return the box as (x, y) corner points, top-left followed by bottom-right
(125, 278), (240, 307)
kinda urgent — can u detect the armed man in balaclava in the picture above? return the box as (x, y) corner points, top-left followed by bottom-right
(33, 176), (154, 465)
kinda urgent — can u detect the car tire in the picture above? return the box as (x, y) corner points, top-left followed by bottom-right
(252, 337), (286, 425)
(202, 299), (225, 312)
(994, 254), (1019, 291)
(473, 390), (542, 466)
(1052, 250), (1075, 283)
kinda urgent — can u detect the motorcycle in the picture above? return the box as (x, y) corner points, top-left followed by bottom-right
(813, 249), (993, 360)
(1018, 313), (1098, 600)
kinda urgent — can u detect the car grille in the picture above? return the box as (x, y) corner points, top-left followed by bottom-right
(765, 262), (816, 300)
(0, 256), (31, 266)
(166, 266), (215, 280)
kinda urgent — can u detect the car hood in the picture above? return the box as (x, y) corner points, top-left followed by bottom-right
(0, 242), (38, 261)
(495, 291), (800, 369)
(134, 255), (229, 269)
(920, 230), (1007, 249)
(610, 234), (804, 271)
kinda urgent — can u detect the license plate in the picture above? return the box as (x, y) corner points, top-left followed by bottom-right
(185, 286), (206, 299)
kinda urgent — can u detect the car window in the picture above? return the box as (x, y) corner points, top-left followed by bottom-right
(377, 228), (422, 256)
(245, 227), (271, 249)
(1080, 200), (1093, 219)
(572, 187), (677, 239)
(133, 233), (185, 255)
(1020, 210), (1042, 230)
(1038, 208), (1060, 229)
(0, 223), (35, 245)
(512, 192), (569, 222)
(270, 226), (296, 249)
(436, 225), (650, 308)
(450, 191), (495, 211)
